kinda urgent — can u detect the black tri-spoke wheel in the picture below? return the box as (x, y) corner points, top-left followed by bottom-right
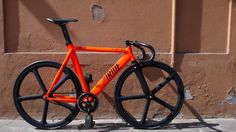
(13, 61), (82, 129)
(115, 61), (184, 129)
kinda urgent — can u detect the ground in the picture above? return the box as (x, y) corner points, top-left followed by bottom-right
(0, 118), (235, 132)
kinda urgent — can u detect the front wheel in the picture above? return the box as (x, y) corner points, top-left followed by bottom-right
(115, 61), (184, 129)
(13, 61), (82, 129)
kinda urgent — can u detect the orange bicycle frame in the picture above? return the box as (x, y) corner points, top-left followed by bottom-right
(44, 44), (135, 103)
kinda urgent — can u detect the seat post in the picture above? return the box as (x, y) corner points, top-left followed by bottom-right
(59, 24), (72, 45)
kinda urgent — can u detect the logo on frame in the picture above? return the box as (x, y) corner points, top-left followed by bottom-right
(105, 64), (120, 81)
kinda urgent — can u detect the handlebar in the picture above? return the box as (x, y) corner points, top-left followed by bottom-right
(126, 40), (156, 61)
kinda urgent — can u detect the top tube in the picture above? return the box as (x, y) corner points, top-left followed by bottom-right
(75, 45), (129, 53)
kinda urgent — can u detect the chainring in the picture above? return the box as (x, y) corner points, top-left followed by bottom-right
(77, 93), (98, 113)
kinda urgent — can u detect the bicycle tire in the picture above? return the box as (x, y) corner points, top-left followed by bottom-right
(13, 61), (82, 129)
(114, 61), (184, 129)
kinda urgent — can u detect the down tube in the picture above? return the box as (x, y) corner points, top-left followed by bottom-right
(90, 53), (133, 95)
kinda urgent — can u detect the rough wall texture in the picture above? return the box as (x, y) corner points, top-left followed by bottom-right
(0, 0), (236, 119)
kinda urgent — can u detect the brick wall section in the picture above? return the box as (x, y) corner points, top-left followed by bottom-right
(0, 0), (236, 119)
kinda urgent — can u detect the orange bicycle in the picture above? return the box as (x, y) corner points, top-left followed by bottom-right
(13, 18), (184, 129)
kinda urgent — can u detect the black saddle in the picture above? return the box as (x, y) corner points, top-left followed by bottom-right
(46, 18), (78, 25)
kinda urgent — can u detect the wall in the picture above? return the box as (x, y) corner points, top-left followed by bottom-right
(0, 0), (236, 119)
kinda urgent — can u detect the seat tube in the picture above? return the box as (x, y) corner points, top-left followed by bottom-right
(70, 51), (89, 92)
(60, 24), (72, 45)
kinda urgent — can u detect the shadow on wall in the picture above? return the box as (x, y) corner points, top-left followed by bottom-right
(3, 0), (19, 52)
(3, 0), (77, 52)
(172, 1), (222, 131)
(174, 0), (203, 72)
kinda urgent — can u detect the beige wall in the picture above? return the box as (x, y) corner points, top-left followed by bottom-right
(0, 0), (236, 119)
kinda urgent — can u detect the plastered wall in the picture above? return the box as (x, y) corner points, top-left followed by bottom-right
(0, 0), (236, 119)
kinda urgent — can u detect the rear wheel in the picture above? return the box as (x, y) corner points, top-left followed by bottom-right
(115, 61), (184, 129)
(13, 61), (82, 129)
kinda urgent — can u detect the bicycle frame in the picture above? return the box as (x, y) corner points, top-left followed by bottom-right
(44, 44), (135, 103)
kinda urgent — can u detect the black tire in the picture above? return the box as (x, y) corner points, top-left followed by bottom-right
(13, 61), (82, 129)
(115, 61), (184, 129)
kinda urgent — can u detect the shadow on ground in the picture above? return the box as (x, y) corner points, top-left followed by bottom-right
(62, 121), (221, 131)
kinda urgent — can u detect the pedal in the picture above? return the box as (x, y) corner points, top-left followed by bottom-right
(84, 114), (95, 128)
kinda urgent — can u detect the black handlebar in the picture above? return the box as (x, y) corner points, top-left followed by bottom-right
(126, 40), (156, 61)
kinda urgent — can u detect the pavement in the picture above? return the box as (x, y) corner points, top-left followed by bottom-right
(0, 118), (235, 132)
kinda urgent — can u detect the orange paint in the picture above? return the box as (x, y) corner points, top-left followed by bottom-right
(90, 53), (133, 95)
(47, 97), (77, 103)
(45, 44), (135, 103)
(45, 48), (73, 97)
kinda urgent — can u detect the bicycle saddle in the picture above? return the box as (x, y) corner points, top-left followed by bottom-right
(46, 18), (78, 25)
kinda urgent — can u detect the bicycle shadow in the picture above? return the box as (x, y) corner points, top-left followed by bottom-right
(63, 122), (130, 131)
(162, 122), (220, 131)
(62, 121), (221, 131)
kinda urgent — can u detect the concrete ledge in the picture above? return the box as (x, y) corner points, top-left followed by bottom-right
(0, 118), (235, 131)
